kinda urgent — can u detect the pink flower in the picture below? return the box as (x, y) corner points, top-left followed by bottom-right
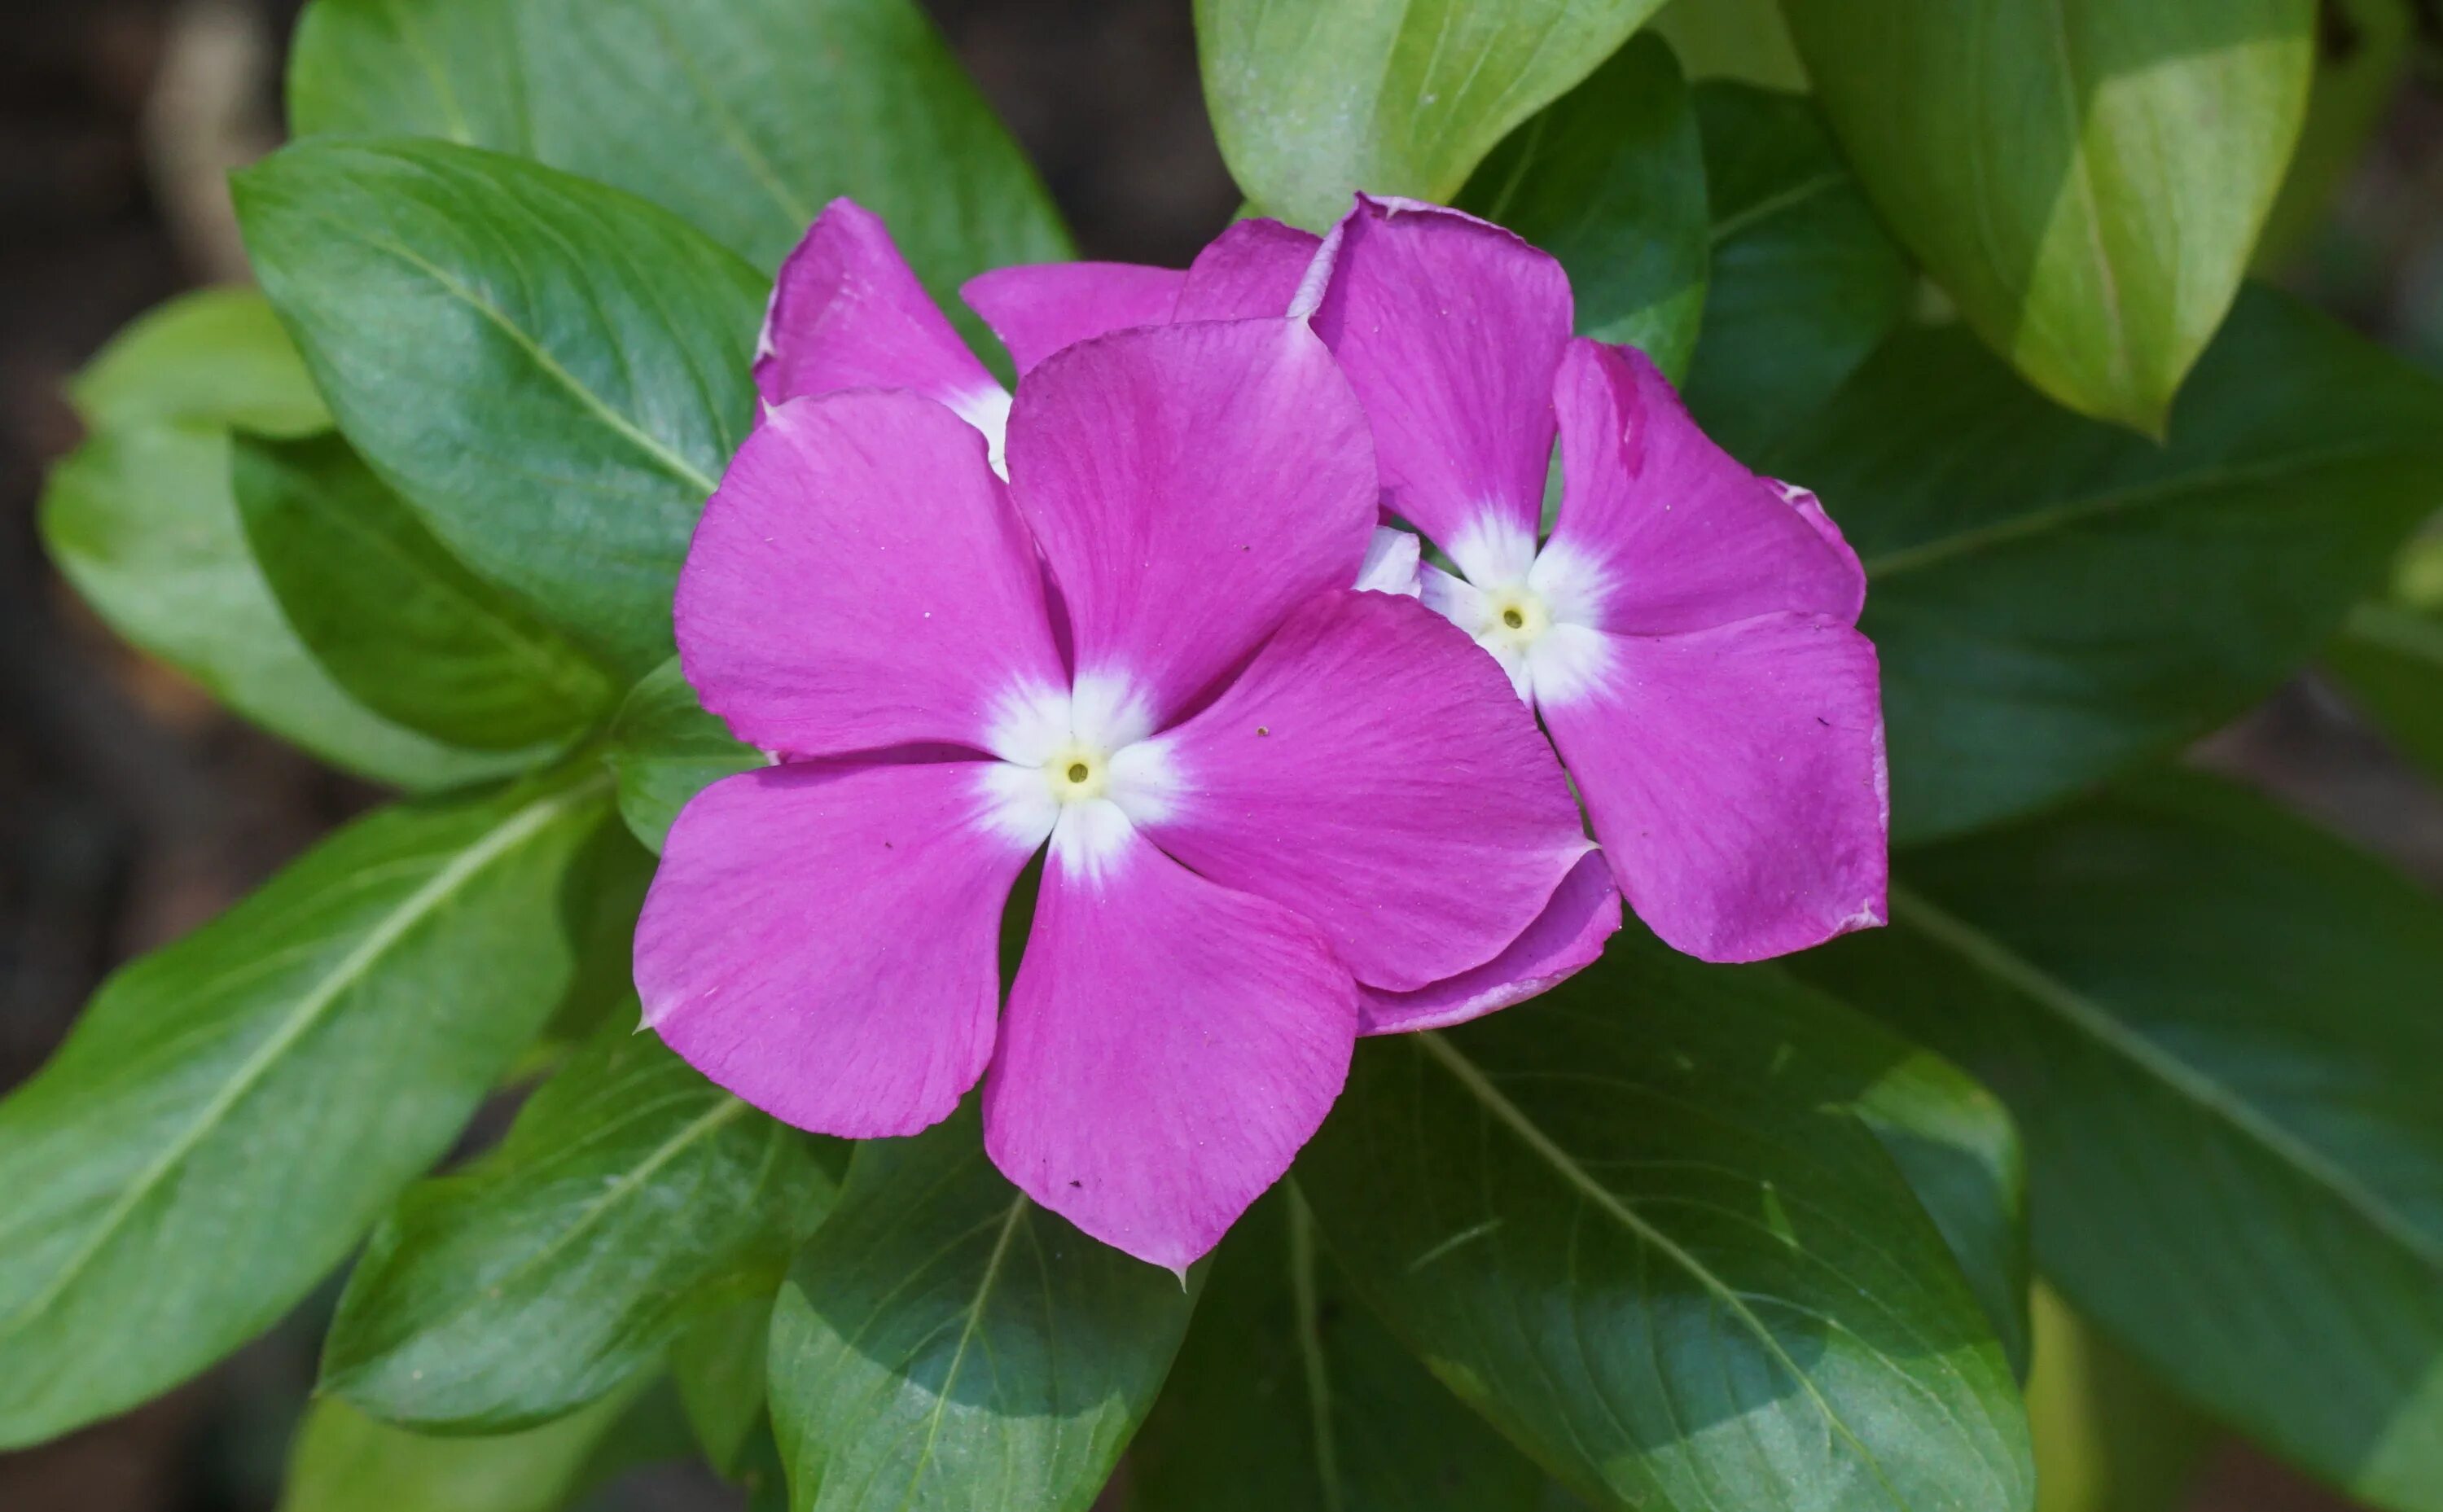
(1306, 196), (1890, 962)
(634, 210), (1595, 1271)
(945, 198), (1888, 965)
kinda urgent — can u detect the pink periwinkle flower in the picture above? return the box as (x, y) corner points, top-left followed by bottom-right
(633, 209), (1598, 1271)
(982, 197), (1891, 963)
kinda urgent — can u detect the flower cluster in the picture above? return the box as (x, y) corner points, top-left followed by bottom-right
(633, 195), (1888, 1271)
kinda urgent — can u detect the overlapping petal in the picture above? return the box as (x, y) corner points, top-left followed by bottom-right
(1173, 218), (1325, 320)
(1308, 197), (1571, 569)
(755, 200), (1007, 446)
(1358, 852), (1621, 1035)
(1550, 340), (1866, 633)
(1538, 614), (1889, 963)
(1135, 589), (1590, 991)
(985, 823), (1357, 1272)
(676, 390), (1064, 758)
(1004, 319), (1376, 725)
(637, 760), (1042, 1139)
(962, 261), (1187, 374)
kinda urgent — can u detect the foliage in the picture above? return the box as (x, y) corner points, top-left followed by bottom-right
(11, 2), (2443, 1510)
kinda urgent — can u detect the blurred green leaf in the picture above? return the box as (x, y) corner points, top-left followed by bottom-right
(322, 1022), (841, 1431)
(1126, 1187), (1548, 1512)
(0, 767), (622, 1449)
(1648, 0), (1808, 88)
(43, 291), (528, 789)
(768, 1102), (1199, 1512)
(1296, 933), (2033, 1512)
(1196, 0), (1671, 230)
(2326, 602), (2443, 782)
(674, 1291), (782, 1478)
(280, 1387), (642, 1512)
(1793, 770), (2443, 1511)
(231, 432), (617, 752)
(1682, 82), (1915, 461)
(1767, 285), (2443, 844)
(287, 0), (1069, 288)
(2024, 1286), (2213, 1512)
(1458, 34), (1708, 379)
(604, 657), (762, 854)
(2257, 0), (2414, 270)
(235, 138), (763, 681)
(1780, 0), (2314, 432)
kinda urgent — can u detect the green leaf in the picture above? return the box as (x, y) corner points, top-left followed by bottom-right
(1768, 285), (2443, 844)
(604, 657), (761, 854)
(2024, 1286), (2212, 1512)
(2257, 0), (2414, 270)
(768, 1102), (1200, 1512)
(322, 1022), (840, 1432)
(1779, 0), (2314, 432)
(0, 767), (622, 1449)
(1791, 770), (2443, 1511)
(675, 1293), (783, 1477)
(1458, 35), (1708, 380)
(1681, 83), (1915, 462)
(1127, 1187), (1548, 1512)
(72, 284), (330, 437)
(43, 291), (524, 790)
(2326, 602), (2443, 782)
(1296, 934), (2034, 1512)
(1195, 0), (1672, 230)
(280, 1387), (642, 1512)
(1647, 0), (1808, 89)
(287, 0), (1070, 283)
(234, 137), (763, 681)
(231, 432), (618, 752)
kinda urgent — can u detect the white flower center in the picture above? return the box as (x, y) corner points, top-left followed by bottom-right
(975, 673), (1181, 877)
(1426, 513), (1616, 708)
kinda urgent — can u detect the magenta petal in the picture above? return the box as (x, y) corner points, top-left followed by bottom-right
(1173, 218), (1326, 320)
(636, 760), (1037, 1139)
(676, 391), (1064, 757)
(985, 822), (1357, 1271)
(1137, 590), (1592, 992)
(1550, 340), (1866, 633)
(1541, 613), (1890, 964)
(1359, 852), (1621, 1035)
(1308, 196), (1571, 560)
(962, 261), (1188, 374)
(756, 200), (1004, 432)
(1004, 319), (1376, 723)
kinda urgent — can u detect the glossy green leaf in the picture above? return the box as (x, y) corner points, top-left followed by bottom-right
(2326, 602), (2443, 782)
(1195, 0), (1671, 230)
(235, 137), (763, 681)
(2257, 0), (2414, 269)
(1648, 0), (1807, 89)
(1766, 285), (2443, 844)
(768, 1102), (1199, 1512)
(1458, 35), (1708, 379)
(232, 432), (617, 752)
(1127, 1187), (1548, 1512)
(604, 657), (761, 854)
(1682, 83), (1915, 462)
(281, 1387), (642, 1512)
(287, 0), (1069, 284)
(1792, 771), (2443, 1510)
(1780, 0), (2314, 432)
(42, 291), (524, 790)
(1297, 933), (2034, 1512)
(0, 767), (622, 1449)
(323, 1022), (840, 1431)
(676, 1293), (783, 1477)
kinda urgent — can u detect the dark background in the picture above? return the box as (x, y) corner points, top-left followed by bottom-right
(2, 2), (2437, 1508)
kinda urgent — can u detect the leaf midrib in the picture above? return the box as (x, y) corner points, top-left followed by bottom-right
(1890, 883), (2443, 1273)
(893, 1193), (1029, 1512)
(1412, 1030), (1910, 1510)
(0, 778), (606, 1342)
